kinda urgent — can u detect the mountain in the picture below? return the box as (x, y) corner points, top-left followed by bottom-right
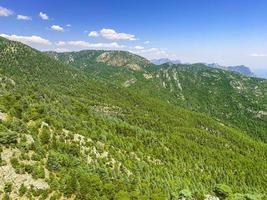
(47, 50), (151, 71)
(50, 50), (267, 142)
(0, 37), (267, 199)
(228, 65), (255, 77)
(207, 63), (255, 77)
(151, 58), (181, 65)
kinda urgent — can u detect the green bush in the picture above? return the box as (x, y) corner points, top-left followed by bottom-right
(19, 184), (27, 196)
(39, 127), (50, 144)
(0, 131), (17, 144)
(179, 189), (192, 199)
(214, 184), (232, 199)
(47, 153), (61, 171)
(4, 182), (12, 194)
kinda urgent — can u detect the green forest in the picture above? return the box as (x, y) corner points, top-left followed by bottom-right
(0, 36), (266, 200)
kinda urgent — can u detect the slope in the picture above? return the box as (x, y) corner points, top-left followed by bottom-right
(0, 37), (266, 199)
(49, 50), (267, 142)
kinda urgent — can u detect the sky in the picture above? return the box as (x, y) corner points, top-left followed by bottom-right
(0, 0), (267, 77)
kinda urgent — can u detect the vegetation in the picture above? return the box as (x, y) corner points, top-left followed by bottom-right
(0, 36), (266, 199)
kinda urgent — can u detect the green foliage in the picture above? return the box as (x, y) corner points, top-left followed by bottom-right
(0, 131), (17, 144)
(19, 184), (27, 196)
(114, 190), (130, 200)
(214, 184), (232, 199)
(179, 189), (192, 199)
(47, 153), (61, 171)
(4, 182), (12, 194)
(0, 36), (266, 199)
(39, 127), (50, 144)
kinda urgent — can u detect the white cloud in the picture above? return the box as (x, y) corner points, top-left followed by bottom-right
(250, 53), (266, 57)
(17, 15), (31, 20)
(100, 28), (136, 40)
(67, 41), (125, 48)
(39, 12), (49, 20)
(144, 41), (150, 44)
(0, 33), (51, 45)
(55, 41), (66, 46)
(0, 6), (13, 17)
(89, 28), (136, 41)
(134, 46), (144, 50)
(51, 25), (65, 32)
(88, 31), (99, 37)
(55, 40), (125, 49)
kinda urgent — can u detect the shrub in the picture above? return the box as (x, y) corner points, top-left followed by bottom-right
(19, 184), (27, 196)
(179, 189), (192, 199)
(114, 190), (130, 200)
(4, 182), (12, 194)
(214, 184), (232, 199)
(39, 128), (50, 144)
(0, 131), (17, 144)
(47, 153), (61, 171)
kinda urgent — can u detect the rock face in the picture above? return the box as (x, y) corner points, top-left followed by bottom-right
(0, 148), (49, 199)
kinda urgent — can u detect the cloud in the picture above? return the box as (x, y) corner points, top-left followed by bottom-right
(0, 33), (51, 45)
(144, 41), (150, 44)
(88, 31), (99, 37)
(17, 15), (31, 20)
(134, 46), (145, 50)
(51, 25), (65, 32)
(66, 24), (71, 27)
(0, 6), (13, 17)
(55, 40), (125, 49)
(250, 53), (266, 57)
(89, 28), (136, 41)
(39, 12), (49, 20)
(68, 41), (125, 48)
(100, 28), (136, 40)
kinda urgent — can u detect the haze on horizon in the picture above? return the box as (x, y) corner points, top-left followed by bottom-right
(0, 0), (266, 77)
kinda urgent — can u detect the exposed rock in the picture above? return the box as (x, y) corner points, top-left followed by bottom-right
(204, 195), (220, 200)
(123, 78), (136, 87)
(0, 111), (8, 121)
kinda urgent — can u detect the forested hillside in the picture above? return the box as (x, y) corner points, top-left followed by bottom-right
(0, 37), (266, 199)
(49, 51), (267, 142)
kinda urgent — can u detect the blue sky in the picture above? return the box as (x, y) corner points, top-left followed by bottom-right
(0, 0), (266, 77)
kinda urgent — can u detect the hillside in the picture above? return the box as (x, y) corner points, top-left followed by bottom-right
(0, 37), (267, 199)
(47, 50), (151, 71)
(50, 51), (267, 142)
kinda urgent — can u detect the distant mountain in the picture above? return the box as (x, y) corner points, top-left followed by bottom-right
(151, 58), (181, 65)
(228, 65), (255, 76)
(207, 63), (254, 77)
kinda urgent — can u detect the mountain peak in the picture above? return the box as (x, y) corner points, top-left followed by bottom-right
(151, 58), (181, 65)
(47, 50), (151, 71)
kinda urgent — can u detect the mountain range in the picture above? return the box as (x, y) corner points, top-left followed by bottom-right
(151, 58), (181, 65)
(152, 59), (255, 77)
(207, 63), (255, 77)
(0, 36), (266, 199)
